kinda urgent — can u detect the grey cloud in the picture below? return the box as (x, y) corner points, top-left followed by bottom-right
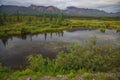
(96, 2), (120, 12)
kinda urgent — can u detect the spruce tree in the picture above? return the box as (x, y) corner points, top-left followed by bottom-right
(56, 13), (64, 25)
(3, 12), (7, 21)
(0, 14), (4, 26)
(16, 11), (20, 22)
(28, 16), (32, 23)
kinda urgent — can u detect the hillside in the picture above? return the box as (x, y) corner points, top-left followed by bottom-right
(0, 5), (120, 17)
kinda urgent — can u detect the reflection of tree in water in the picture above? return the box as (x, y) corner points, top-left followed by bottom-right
(61, 31), (64, 37)
(30, 35), (32, 41)
(0, 34), (27, 47)
(44, 33), (47, 40)
(27, 31), (64, 41)
(44, 31), (64, 40)
(50, 32), (52, 39)
(0, 30), (64, 46)
(20, 28), (28, 40)
(0, 36), (9, 47)
(21, 33), (27, 40)
(100, 28), (106, 33)
(66, 27), (95, 32)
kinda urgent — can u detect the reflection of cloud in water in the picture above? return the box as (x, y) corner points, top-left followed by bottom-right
(97, 34), (119, 40)
(96, 33), (120, 46)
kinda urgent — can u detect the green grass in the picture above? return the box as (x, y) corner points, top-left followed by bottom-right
(0, 16), (120, 39)
(0, 16), (69, 36)
(82, 73), (92, 80)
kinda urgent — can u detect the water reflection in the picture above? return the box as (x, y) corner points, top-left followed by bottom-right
(0, 31), (64, 46)
(0, 28), (120, 70)
(0, 36), (9, 47)
(66, 28), (97, 32)
(0, 28), (119, 47)
(66, 27), (107, 33)
(1, 28), (120, 47)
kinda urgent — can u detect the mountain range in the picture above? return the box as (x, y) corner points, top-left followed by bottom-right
(0, 5), (120, 17)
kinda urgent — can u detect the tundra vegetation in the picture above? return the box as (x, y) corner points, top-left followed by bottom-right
(0, 12), (120, 80)
(0, 13), (120, 38)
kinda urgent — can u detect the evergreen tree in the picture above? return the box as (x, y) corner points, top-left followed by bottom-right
(16, 11), (20, 22)
(43, 13), (47, 22)
(59, 13), (64, 21)
(3, 12), (7, 21)
(0, 14), (4, 26)
(56, 13), (64, 25)
(49, 14), (53, 21)
(28, 16), (32, 23)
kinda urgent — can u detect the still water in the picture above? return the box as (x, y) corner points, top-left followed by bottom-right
(0, 28), (120, 70)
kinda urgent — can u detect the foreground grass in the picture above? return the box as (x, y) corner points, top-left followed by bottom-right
(0, 39), (120, 80)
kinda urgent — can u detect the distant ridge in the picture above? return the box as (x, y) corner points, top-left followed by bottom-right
(0, 5), (119, 17)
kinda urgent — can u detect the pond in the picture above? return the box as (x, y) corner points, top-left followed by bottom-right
(0, 28), (120, 70)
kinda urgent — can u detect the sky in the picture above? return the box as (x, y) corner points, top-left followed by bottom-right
(0, 0), (120, 13)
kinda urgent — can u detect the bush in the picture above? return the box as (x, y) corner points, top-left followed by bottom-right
(82, 73), (92, 80)
(0, 63), (10, 79)
(27, 40), (120, 75)
(78, 68), (87, 74)
(27, 55), (46, 72)
(55, 42), (120, 72)
(27, 55), (55, 75)
(67, 70), (76, 78)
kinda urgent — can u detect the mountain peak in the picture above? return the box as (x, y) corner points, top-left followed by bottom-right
(67, 6), (80, 10)
(0, 5), (119, 17)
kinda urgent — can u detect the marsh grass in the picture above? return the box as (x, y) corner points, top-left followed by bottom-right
(0, 16), (120, 39)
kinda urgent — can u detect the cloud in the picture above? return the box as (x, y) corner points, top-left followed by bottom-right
(96, 2), (120, 12)
(0, 0), (120, 12)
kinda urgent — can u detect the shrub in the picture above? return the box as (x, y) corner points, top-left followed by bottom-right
(82, 73), (92, 80)
(27, 55), (46, 72)
(67, 70), (76, 78)
(55, 41), (120, 72)
(78, 68), (87, 74)
(0, 63), (10, 79)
